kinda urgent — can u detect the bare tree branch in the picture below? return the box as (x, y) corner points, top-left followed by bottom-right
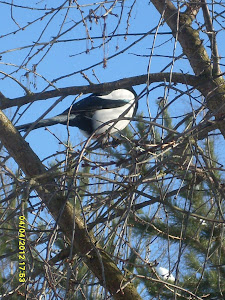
(0, 73), (199, 109)
(201, 0), (221, 76)
(0, 110), (142, 300)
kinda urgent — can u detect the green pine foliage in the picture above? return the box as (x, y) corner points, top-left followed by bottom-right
(1, 106), (224, 299)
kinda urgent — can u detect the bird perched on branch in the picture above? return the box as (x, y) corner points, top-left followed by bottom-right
(16, 88), (138, 138)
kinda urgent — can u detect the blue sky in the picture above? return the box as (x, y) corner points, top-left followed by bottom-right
(0, 1), (224, 164)
(1, 1), (225, 293)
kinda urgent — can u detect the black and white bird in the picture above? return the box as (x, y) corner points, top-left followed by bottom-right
(17, 88), (137, 137)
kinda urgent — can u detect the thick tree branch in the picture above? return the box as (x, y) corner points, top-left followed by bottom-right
(151, 0), (211, 76)
(151, 0), (225, 138)
(0, 110), (142, 300)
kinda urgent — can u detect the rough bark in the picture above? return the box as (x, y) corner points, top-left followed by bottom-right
(151, 0), (225, 138)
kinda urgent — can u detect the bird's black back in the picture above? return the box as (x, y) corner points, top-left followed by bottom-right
(61, 94), (135, 115)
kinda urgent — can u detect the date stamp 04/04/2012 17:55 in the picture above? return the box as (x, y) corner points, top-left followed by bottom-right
(18, 215), (26, 283)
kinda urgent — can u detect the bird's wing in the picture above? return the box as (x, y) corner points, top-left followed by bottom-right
(62, 94), (132, 115)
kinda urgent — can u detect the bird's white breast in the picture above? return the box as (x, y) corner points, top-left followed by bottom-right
(92, 98), (135, 135)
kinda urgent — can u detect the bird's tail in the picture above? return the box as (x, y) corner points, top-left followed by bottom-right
(16, 115), (71, 132)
